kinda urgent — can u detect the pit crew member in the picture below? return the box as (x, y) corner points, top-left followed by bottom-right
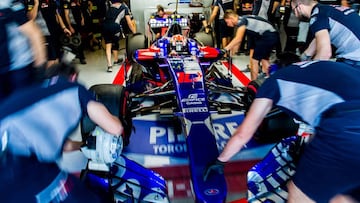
(291, 0), (360, 68)
(223, 9), (280, 80)
(0, 62), (123, 202)
(204, 53), (360, 203)
(0, 0), (46, 101)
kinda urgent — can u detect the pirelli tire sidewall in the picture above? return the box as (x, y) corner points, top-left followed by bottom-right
(126, 33), (148, 62)
(81, 84), (132, 146)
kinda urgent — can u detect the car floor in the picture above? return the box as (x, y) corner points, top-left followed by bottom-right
(57, 42), (252, 202)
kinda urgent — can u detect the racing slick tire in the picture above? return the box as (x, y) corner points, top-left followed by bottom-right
(194, 31), (214, 47)
(81, 84), (132, 146)
(126, 33), (148, 62)
(254, 109), (299, 143)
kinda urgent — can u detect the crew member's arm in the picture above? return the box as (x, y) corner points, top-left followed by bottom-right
(64, 8), (75, 33)
(312, 29), (332, 60)
(272, 0), (280, 16)
(205, 5), (219, 33)
(125, 15), (136, 34)
(56, 10), (72, 36)
(63, 101), (124, 152)
(87, 101), (123, 136)
(224, 25), (246, 54)
(18, 20), (47, 67)
(218, 98), (273, 162)
(303, 29), (332, 60)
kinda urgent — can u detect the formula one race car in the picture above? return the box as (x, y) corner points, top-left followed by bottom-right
(80, 14), (299, 202)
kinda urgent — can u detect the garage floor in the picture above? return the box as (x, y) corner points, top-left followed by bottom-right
(57, 45), (253, 202)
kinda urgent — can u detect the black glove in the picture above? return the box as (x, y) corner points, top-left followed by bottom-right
(219, 48), (229, 58)
(203, 159), (226, 181)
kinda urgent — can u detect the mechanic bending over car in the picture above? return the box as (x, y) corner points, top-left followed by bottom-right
(291, 0), (360, 68)
(0, 62), (123, 202)
(222, 9), (280, 80)
(204, 52), (360, 203)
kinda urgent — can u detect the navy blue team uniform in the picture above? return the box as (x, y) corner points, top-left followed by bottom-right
(309, 4), (360, 67)
(257, 61), (360, 202)
(25, 0), (63, 61)
(213, 0), (234, 41)
(0, 77), (101, 202)
(102, 3), (130, 49)
(238, 15), (279, 61)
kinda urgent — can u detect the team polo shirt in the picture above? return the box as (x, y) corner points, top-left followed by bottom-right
(256, 61), (360, 127)
(309, 4), (360, 61)
(252, 0), (280, 20)
(103, 3), (130, 36)
(0, 1), (33, 73)
(0, 77), (95, 162)
(213, 0), (234, 19)
(25, 0), (60, 36)
(238, 15), (277, 37)
(60, 0), (83, 25)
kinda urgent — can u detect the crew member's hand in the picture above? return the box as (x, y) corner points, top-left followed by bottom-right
(205, 25), (212, 34)
(69, 26), (75, 34)
(300, 53), (311, 61)
(220, 48), (228, 56)
(63, 28), (72, 36)
(203, 159), (226, 181)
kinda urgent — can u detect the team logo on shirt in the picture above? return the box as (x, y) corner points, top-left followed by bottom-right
(309, 16), (316, 25)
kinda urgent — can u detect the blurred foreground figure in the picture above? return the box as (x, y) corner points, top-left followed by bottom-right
(0, 0), (46, 101)
(0, 62), (123, 202)
(204, 53), (360, 203)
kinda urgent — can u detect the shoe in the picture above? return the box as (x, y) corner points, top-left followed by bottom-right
(80, 59), (87, 64)
(107, 66), (113, 72)
(113, 58), (124, 65)
(257, 72), (267, 79)
(240, 64), (251, 72)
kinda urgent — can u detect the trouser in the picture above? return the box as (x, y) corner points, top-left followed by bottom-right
(293, 105), (360, 202)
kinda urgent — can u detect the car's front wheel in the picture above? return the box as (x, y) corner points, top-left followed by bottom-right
(81, 84), (132, 146)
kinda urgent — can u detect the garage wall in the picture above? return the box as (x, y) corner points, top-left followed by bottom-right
(130, 0), (213, 34)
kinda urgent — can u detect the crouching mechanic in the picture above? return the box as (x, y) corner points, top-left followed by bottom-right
(0, 62), (123, 202)
(204, 53), (360, 203)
